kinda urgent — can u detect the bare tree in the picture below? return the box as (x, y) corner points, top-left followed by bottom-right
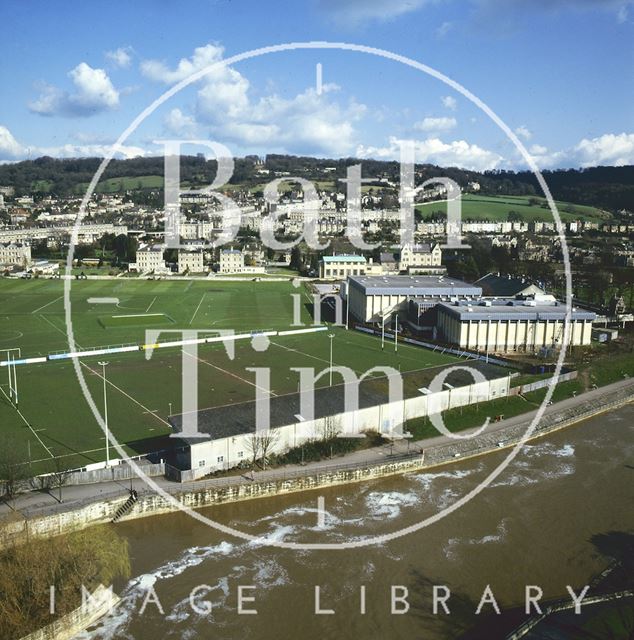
(49, 457), (72, 503)
(318, 415), (341, 441)
(0, 435), (28, 505)
(246, 429), (281, 470)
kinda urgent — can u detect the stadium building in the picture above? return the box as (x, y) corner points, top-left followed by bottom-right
(347, 274), (482, 323)
(170, 363), (511, 477)
(436, 298), (595, 352)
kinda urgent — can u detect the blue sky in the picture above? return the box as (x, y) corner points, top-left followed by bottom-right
(0, 0), (632, 170)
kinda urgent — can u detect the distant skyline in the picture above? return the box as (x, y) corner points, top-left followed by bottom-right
(0, 0), (633, 170)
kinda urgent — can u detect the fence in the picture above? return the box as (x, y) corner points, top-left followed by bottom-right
(519, 370), (578, 394)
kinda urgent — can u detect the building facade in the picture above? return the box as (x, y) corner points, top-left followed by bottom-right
(135, 245), (166, 273)
(348, 275), (482, 323)
(319, 255), (367, 279)
(0, 242), (31, 267)
(219, 248), (244, 273)
(178, 250), (204, 274)
(436, 299), (595, 352)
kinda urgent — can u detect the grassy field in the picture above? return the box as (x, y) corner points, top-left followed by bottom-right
(0, 278), (462, 473)
(416, 194), (610, 223)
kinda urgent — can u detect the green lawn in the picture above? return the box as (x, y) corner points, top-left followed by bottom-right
(416, 194), (611, 223)
(0, 278), (461, 473)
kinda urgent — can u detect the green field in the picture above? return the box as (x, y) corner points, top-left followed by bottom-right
(0, 278), (463, 474)
(416, 194), (610, 223)
(98, 313), (175, 329)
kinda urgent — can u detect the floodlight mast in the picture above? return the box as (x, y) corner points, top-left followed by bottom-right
(98, 361), (110, 468)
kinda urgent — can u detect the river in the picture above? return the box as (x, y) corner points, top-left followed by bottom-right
(77, 405), (634, 639)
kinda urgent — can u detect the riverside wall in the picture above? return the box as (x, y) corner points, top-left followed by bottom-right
(18, 585), (119, 640)
(1, 382), (632, 550)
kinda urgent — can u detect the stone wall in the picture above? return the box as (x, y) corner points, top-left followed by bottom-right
(18, 585), (119, 640)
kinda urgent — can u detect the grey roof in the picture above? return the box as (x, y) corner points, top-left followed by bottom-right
(437, 299), (596, 322)
(475, 273), (545, 297)
(348, 275), (482, 297)
(169, 361), (506, 441)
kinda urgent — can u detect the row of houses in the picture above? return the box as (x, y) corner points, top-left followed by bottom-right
(132, 245), (266, 275)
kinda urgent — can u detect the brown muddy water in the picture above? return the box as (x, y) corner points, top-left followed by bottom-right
(76, 405), (634, 639)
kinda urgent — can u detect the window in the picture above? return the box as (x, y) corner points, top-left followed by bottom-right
(198, 460), (205, 467)
(217, 455), (224, 463)
(237, 451), (244, 458)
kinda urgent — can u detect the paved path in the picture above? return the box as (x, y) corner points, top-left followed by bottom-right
(2, 376), (633, 523)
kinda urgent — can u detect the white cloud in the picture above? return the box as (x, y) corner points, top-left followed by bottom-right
(356, 136), (503, 171)
(529, 144), (548, 155)
(38, 143), (146, 159)
(441, 95), (457, 111)
(515, 125), (532, 140)
(0, 125), (24, 160)
(164, 108), (198, 136)
(203, 86), (367, 156)
(29, 63), (120, 117)
(105, 47), (133, 69)
(414, 116), (457, 132)
(0, 124), (144, 161)
(142, 44), (367, 157)
(516, 132), (634, 168)
(317, 0), (431, 25)
(140, 44), (225, 84)
(573, 132), (634, 167)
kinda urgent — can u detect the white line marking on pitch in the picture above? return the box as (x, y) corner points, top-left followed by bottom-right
(81, 362), (171, 428)
(31, 295), (63, 314)
(0, 385), (54, 458)
(189, 293), (206, 325)
(181, 349), (278, 397)
(87, 297), (120, 304)
(145, 296), (157, 313)
(316, 496), (326, 529)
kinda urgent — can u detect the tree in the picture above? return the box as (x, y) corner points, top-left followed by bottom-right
(246, 429), (281, 470)
(290, 245), (303, 271)
(0, 527), (130, 639)
(0, 435), (28, 504)
(318, 415), (341, 441)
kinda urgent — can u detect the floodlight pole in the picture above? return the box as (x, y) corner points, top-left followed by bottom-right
(381, 315), (385, 350)
(98, 361), (110, 468)
(328, 333), (335, 386)
(394, 318), (398, 352)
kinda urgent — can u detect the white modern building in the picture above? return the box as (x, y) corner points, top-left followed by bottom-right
(436, 299), (595, 352)
(319, 255), (367, 279)
(348, 274), (482, 323)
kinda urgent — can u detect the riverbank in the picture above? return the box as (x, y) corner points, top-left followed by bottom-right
(1, 376), (633, 549)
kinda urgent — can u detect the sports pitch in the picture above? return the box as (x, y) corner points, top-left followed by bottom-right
(0, 278), (466, 473)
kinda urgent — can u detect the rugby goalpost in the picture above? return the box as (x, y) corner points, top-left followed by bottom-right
(2, 348), (20, 406)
